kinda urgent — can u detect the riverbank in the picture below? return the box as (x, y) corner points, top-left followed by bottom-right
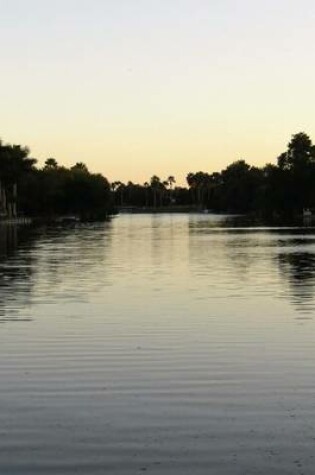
(117, 205), (202, 213)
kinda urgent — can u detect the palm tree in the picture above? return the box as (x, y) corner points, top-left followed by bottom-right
(167, 175), (176, 204)
(110, 181), (121, 205)
(143, 181), (150, 207)
(150, 175), (161, 208)
(186, 172), (197, 204)
(115, 181), (125, 206)
(71, 162), (89, 173)
(167, 175), (176, 189)
(44, 158), (58, 170)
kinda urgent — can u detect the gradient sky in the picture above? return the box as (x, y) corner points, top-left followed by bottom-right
(1, 0), (315, 185)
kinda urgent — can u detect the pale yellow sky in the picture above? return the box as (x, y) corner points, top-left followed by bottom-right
(1, 0), (315, 185)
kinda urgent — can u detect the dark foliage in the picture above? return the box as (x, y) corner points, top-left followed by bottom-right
(0, 141), (111, 220)
(1, 132), (315, 219)
(112, 133), (315, 217)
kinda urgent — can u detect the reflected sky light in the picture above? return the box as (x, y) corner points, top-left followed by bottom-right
(1, 216), (315, 473)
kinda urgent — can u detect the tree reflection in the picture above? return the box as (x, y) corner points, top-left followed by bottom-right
(188, 215), (315, 314)
(0, 222), (113, 320)
(28, 222), (113, 303)
(188, 215), (259, 281)
(0, 224), (36, 321)
(278, 251), (315, 309)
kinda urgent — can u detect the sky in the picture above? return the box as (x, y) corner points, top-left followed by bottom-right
(1, 0), (315, 185)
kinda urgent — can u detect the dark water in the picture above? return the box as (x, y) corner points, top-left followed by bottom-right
(1, 214), (315, 474)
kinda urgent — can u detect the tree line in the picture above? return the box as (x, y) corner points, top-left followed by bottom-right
(1, 132), (315, 220)
(0, 142), (111, 220)
(113, 132), (315, 218)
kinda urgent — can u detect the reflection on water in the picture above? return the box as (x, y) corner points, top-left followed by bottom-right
(1, 215), (315, 474)
(278, 251), (315, 311)
(0, 224), (18, 258)
(0, 224), (35, 322)
(31, 223), (113, 305)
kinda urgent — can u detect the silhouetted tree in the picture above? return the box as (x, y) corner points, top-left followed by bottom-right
(150, 175), (161, 208)
(44, 158), (58, 170)
(0, 141), (37, 217)
(273, 133), (315, 215)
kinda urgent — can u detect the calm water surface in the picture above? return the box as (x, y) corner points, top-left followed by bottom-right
(1, 214), (315, 474)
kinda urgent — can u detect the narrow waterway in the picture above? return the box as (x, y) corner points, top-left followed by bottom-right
(1, 214), (315, 474)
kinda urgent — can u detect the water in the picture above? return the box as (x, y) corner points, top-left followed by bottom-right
(1, 214), (315, 474)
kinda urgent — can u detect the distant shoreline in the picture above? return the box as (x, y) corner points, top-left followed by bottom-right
(117, 205), (206, 214)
